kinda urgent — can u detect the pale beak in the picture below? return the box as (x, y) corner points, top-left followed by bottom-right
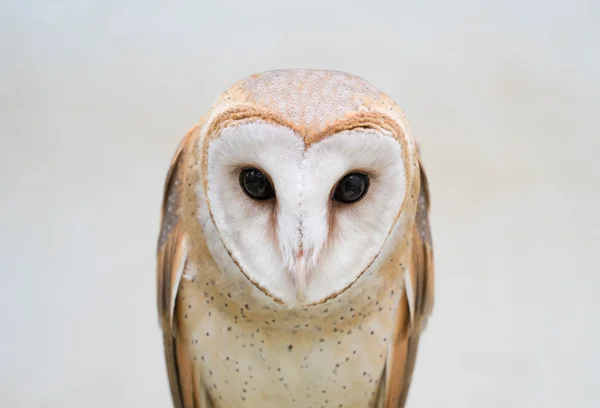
(293, 249), (308, 302)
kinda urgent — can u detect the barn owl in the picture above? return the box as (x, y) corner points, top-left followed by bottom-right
(156, 69), (434, 408)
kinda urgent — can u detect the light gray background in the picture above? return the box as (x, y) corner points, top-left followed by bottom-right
(1, 1), (599, 407)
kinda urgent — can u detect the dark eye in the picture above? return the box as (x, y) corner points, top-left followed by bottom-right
(332, 172), (370, 204)
(239, 168), (275, 200)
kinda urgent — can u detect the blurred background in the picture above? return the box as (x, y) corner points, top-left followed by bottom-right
(1, 1), (599, 407)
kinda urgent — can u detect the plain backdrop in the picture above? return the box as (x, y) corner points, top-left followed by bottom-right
(1, 1), (599, 407)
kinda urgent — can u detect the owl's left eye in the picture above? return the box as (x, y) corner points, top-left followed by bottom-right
(239, 168), (275, 201)
(332, 172), (370, 204)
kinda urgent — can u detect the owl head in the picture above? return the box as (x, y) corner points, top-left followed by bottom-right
(192, 69), (419, 307)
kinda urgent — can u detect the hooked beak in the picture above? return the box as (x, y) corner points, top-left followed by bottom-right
(291, 249), (309, 302)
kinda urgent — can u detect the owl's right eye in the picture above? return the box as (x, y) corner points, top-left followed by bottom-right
(239, 168), (275, 201)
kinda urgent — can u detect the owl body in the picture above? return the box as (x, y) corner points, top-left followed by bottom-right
(157, 70), (434, 408)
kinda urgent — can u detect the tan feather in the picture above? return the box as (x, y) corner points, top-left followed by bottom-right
(157, 124), (210, 408)
(384, 156), (435, 408)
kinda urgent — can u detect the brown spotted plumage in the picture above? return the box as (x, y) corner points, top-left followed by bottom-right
(156, 69), (434, 408)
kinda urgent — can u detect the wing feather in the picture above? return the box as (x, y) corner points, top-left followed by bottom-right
(384, 156), (435, 408)
(157, 124), (210, 408)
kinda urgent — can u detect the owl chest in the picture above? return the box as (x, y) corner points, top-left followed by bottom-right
(177, 280), (395, 408)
